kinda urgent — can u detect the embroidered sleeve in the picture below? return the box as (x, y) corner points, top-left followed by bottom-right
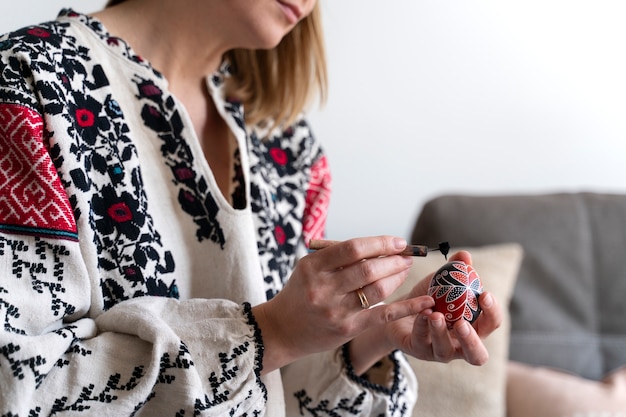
(281, 347), (418, 416)
(0, 236), (267, 416)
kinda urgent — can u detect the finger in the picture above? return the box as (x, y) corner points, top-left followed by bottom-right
(358, 296), (434, 327)
(427, 312), (457, 362)
(452, 320), (490, 365)
(309, 236), (409, 271)
(410, 311), (436, 360)
(473, 292), (503, 338)
(337, 255), (412, 295)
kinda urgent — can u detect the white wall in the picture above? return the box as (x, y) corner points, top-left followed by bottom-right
(4, 1), (626, 241)
(309, 0), (626, 240)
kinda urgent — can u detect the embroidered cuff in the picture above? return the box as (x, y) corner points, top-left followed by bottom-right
(242, 302), (267, 401)
(341, 343), (402, 395)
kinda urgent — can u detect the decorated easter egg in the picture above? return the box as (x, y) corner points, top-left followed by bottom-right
(428, 261), (483, 328)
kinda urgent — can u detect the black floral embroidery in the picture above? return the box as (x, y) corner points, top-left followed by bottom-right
(92, 186), (143, 240)
(69, 91), (112, 146)
(246, 122), (323, 300)
(0, 235), (87, 391)
(0, 286), (22, 335)
(134, 75), (227, 247)
(294, 390), (368, 416)
(80, 107), (178, 309)
(0, 236), (77, 327)
(48, 365), (146, 414)
(0, 13), (178, 310)
(0, 342), (47, 387)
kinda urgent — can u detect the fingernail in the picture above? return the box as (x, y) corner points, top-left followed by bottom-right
(432, 317), (445, 329)
(393, 238), (407, 250)
(456, 321), (471, 337)
(481, 293), (493, 308)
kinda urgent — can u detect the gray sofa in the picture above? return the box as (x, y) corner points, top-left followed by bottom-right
(410, 192), (626, 381)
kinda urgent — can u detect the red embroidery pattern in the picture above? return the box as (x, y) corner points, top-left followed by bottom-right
(0, 103), (77, 240)
(302, 155), (331, 242)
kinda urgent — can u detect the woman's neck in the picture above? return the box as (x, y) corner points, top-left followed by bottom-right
(92, 1), (227, 85)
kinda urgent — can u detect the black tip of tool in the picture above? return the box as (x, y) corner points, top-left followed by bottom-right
(438, 241), (450, 260)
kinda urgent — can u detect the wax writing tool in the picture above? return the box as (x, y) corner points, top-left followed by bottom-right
(309, 240), (450, 259)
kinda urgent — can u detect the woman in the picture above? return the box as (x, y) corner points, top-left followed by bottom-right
(0, 0), (502, 415)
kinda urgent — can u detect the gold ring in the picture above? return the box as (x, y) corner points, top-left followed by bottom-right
(356, 288), (369, 309)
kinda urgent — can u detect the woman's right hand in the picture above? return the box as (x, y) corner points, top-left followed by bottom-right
(251, 236), (435, 374)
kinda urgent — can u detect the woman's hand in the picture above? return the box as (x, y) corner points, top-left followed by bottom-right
(402, 250), (502, 365)
(350, 250), (504, 375)
(252, 236), (435, 374)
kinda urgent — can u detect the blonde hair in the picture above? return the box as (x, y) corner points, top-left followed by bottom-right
(106, 0), (328, 128)
(225, 4), (327, 128)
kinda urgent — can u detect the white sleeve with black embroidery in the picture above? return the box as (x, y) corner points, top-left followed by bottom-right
(281, 345), (418, 416)
(0, 233), (268, 415)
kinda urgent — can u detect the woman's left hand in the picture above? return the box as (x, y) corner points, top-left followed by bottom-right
(390, 250), (502, 365)
(348, 250), (503, 374)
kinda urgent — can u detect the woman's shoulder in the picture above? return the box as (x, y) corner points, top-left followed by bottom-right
(0, 21), (67, 109)
(0, 9), (110, 68)
(0, 14), (74, 56)
(0, 15), (84, 95)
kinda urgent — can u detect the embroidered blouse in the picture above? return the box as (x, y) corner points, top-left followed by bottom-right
(0, 9), (417, 416)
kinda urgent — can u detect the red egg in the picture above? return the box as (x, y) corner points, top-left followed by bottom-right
(428, 261), (483, 328)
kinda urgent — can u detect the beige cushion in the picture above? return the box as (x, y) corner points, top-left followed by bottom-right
(396, 243), (523, 417)
(507, 361), (626, 417)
